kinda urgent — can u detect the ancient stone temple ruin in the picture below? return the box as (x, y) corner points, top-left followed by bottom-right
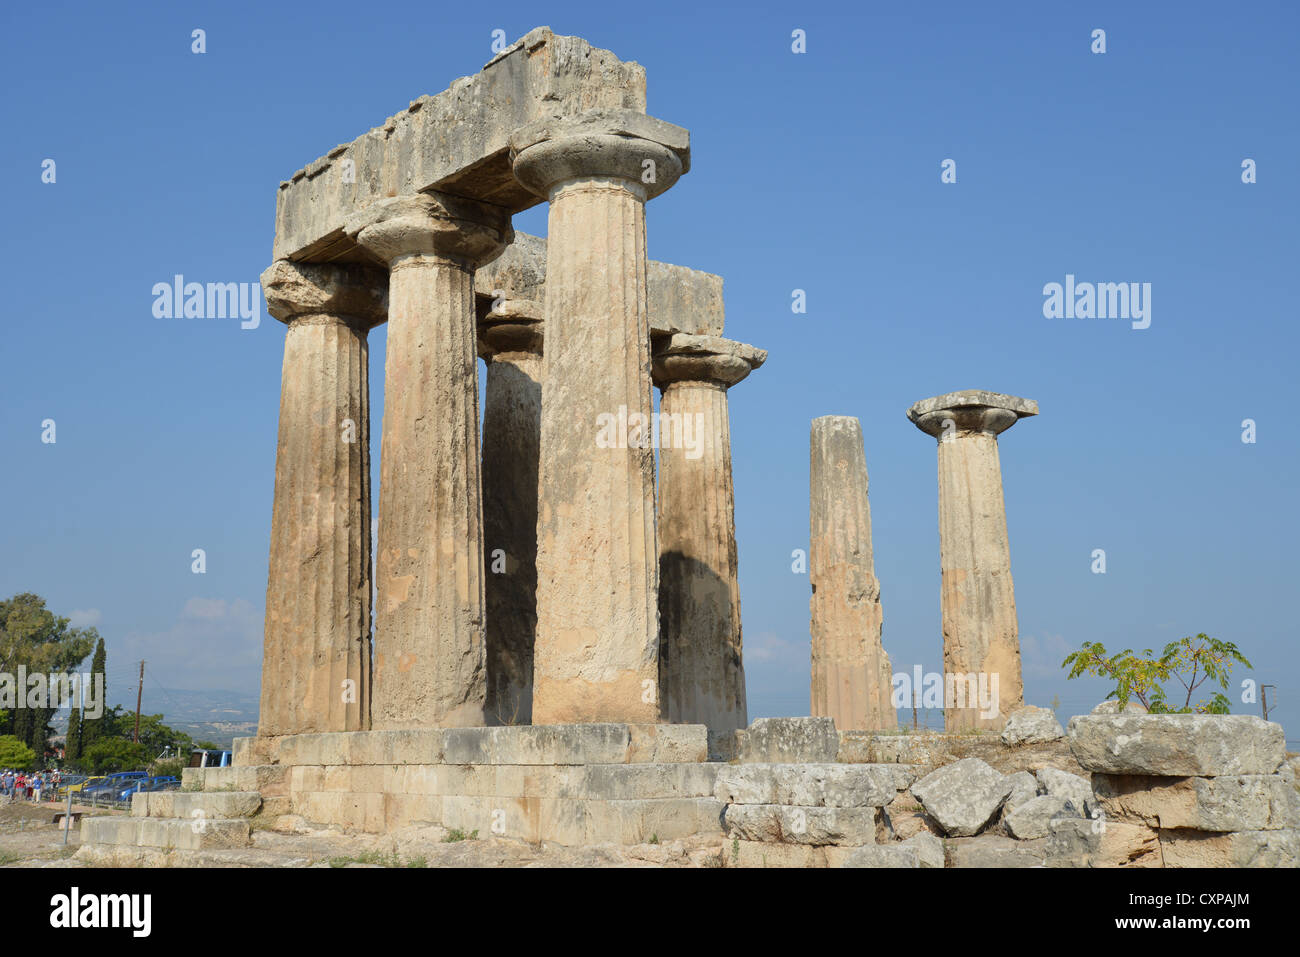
(77, 29), (1299, 868)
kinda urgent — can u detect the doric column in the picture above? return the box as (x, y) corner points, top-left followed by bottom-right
(258, 261), (387, 736)
(652, 334), (764, 733)
(809, 416), (894, 731)
(907, 390), (1038, 731)
(509, 109), (690, 724)
(477, 298), (544, 726)
(347, 193), (512, 729)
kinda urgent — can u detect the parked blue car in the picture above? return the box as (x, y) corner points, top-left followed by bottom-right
(82, 771), (147, 801)
(120, 776), (180, 800)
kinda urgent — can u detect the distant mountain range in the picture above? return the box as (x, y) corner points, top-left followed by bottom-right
(55, 687), (260, 750)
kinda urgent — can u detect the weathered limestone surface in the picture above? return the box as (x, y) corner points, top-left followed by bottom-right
(1006, 795), (1075, 840)
(810, 416), (894, 731)
(1045, 818), (1163, 868)
(1000, 705), (1064, 745)
(842, 843), (919, 868)
(1036, 767), (1093, 812)
(478, 300), (544, 725)
(1003, 770), (1039, 815)
(259, 261), (386, 737)
(1067, 714), (1286, 776)
(1093, 773), (1300, 832)
(908, 390), (1038, 730)
(511, 109), (688, 724)
(474, 231), (724, 337)
(654, 335), (764, 732)
(350, 193), (512, 730)
(713, 764), (914, 808)
(740, 718), (840, 763)
(1157, 827), (1300, 868)
(910, 757), (1013, 836)
(274, 28), (647, 262)
(722, 804), (880, 846)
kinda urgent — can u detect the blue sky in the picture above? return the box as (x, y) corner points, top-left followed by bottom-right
(3, 1), (1296, 741)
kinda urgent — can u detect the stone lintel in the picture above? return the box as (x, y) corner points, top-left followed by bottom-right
(471, 232), (725, 337)
(272, 27), (647, 263)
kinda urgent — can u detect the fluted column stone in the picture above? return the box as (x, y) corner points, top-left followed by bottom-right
(509, 108), (689, 724)
(652, 334), (764, 733)
(908, 390), (1038, 731)
(809, 415), (895, 731)
(348, 192), (512, 729)
(258, 260), (386, 736)
(477, 299), (544, 725)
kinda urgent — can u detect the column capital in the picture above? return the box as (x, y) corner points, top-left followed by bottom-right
(345, 191), (512, 268)
(509, 108), (690, 200)
(908, 390), (1038, 439)
(477, 298), (543, 359)
(260, 260), (388, 327)
(652, 333), (766, 389)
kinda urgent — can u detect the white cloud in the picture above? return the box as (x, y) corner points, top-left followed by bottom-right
(119, 598), (263, 693)
(67, 608), (102, 628)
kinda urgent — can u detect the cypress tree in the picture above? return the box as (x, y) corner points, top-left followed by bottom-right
(65, 700), (83, 761)
(80, 637), (107, 752)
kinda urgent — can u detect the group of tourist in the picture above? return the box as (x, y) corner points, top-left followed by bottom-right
(0, 769), (61, 802)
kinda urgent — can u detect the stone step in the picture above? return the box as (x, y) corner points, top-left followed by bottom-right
(131, 791), (262, 820)
(269, 723), (708, 768)
(288, 790), (724, 844)
(181, 764), (288, 795)
(288, 761), (720, 801)
(81, 815), (252, 851)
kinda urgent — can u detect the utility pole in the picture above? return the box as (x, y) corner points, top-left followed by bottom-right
(1261, 685), (1276, 722)
(133, 660), (145, 743)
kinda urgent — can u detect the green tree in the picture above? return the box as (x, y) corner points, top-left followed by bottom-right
(81, 737), (150, 774)
(0, 734), (37, 769)
(0, 594), (98, 757)
(1062, 633), (1251, 714)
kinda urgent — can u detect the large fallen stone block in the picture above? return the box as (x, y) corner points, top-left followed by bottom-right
(1067, 714), (1285, 776)
(903, 831), (945, 868)
(1036, 767), (1093, 813)
(722, 804), (880, 846)
(1006, 795), (1077, 840)
(740, 717), (839, 763)
(910, 758), (1013, 836)
(1000, 705), (1064, 745)
(1002, 771), (1039, 815)
(713, 764), (914, 808)
(1045, 818), (1162, 867)
(1093, 773), (1300, 832)
(1158, 827), (1300, 868)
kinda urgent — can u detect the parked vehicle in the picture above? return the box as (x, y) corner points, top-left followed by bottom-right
(65, 775), (105, 795)
(188, 748), (232, 769)
(81, 772), (147, 802)
(120, 776), (180, 800)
